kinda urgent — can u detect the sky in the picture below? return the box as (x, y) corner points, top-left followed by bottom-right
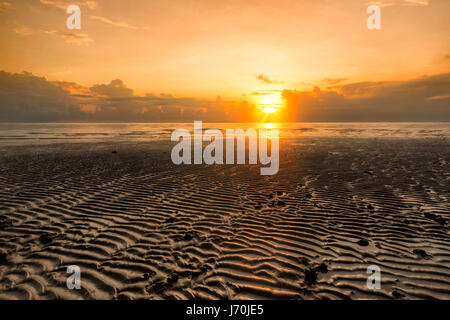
(0, 0), (449, 122)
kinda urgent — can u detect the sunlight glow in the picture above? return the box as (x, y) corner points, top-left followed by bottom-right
(263, 106), (277, 114)
(258, 93), (284, 116)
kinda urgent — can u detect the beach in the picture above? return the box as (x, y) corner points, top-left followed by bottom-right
(0, 128), (448, 300)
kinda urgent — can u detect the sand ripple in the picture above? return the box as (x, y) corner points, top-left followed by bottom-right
(0, 138), (449, 299)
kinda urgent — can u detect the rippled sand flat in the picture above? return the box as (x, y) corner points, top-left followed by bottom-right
(0, 137), (449, 300)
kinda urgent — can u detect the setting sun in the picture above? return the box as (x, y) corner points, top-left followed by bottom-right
(257, 93), (284, 115)
(263, 106), (277, 114)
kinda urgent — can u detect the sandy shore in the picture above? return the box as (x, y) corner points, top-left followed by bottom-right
(0, 137), (449, 299)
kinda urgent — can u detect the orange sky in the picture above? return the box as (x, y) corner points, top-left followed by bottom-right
(1, 1), (449, 95)
(0, 0), (449, 122)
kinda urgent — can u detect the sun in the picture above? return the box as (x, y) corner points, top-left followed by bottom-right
(258, 93), (284, 114)
(263, 106), (277, 114)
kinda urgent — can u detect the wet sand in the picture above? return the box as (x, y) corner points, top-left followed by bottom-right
(0, 137), (449, 299)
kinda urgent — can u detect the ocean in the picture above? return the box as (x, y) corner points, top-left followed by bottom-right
(0, 122), (449, 146)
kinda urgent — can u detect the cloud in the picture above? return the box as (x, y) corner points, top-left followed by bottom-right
(52, 80), (89, 92)
(59, 33), (93, 46)
(320, 78), (348, 85)
(90, 16), (140, 30)
(334, 74), (450, 98)
(1, 71), (448, 122)
(367, 0), (430, 7)
(0, 71), (85, 121)
(13, 27), (34, 36)
(0, 71), (259, 122)
(251, 89), (282, 96)
(403, 0), (430, 6)
(90, 79), (134, 97)
(0, 1), (11, 13)
(256, 74), (284, 85)
(281, 73), (450, 121)
(44, 30), (94, 45)
(40, 0), (97, 10)
(425, 94), (450, 101)
(366, 1), (396, 8)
